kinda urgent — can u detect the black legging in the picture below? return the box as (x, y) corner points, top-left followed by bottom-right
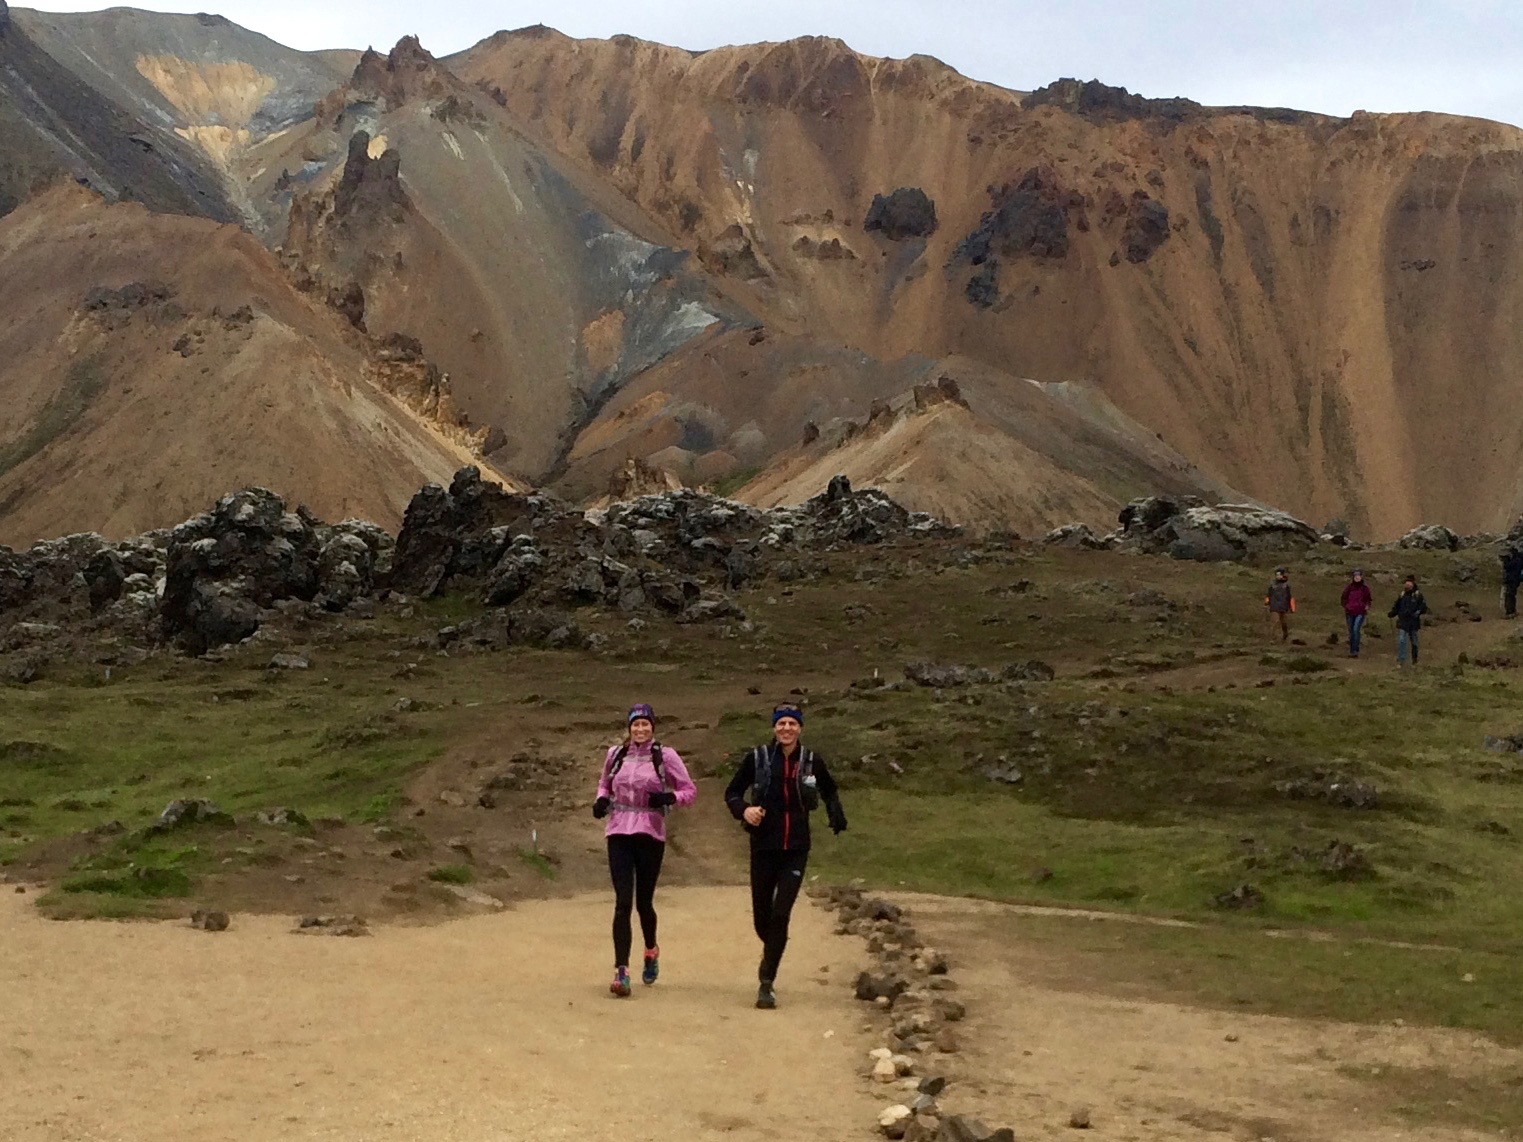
(607, 833), (665, 967)
(751, 847), (809, 982)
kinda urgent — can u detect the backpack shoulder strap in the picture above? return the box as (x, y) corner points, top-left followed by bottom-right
(605, 742), (631, 781)
(650, 742), (667, 790)
(751, 744), (772, 803)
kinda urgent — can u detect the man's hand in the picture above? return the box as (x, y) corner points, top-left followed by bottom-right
(743, 806), (765, 827)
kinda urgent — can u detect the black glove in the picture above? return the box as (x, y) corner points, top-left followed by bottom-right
(592, 797), (610, 819)
(648, 790), (678, 809)
(828, 806), (848, 835)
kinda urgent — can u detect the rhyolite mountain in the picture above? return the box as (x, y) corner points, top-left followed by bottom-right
(2, 7), (1522, 545)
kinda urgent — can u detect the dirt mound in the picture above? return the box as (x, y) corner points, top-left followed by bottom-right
(0, 186), (504, 546)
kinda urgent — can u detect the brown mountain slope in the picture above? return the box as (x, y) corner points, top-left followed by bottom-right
(276, 39), (757, 483)
(10, 5), (353, 233)
(0, 185), (504, 545)
(454, 31), (1523, 539)
(0, 0), (234, 221)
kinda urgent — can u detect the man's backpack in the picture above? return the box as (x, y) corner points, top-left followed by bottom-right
(751, 744), (818, 810)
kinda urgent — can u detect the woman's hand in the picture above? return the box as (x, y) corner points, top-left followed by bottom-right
(743, 806), (766, 827)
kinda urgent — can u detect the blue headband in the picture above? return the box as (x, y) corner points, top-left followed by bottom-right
(628, 703), (655, 725)
(772, 704), (804, 725)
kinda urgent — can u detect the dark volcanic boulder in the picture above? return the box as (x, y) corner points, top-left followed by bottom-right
(863, 188), (938, 241)
(391, 466), (571, 596)
(159, 488), (323, 654)
(158, 488), (388, 653)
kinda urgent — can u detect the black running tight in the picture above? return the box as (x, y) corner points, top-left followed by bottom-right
(607, 833), (665, 967)
(750, 846), (810, 982)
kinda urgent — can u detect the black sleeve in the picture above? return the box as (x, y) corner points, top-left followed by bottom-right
(724, 749), (755, 820)
(815, 755), (846, 823)
(1387, 599), (1399, 618)
(813, 754), (840, 802)
(1417, 592), (1429, 616)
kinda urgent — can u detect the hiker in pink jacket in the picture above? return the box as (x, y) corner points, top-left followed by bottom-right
(592, 703), (697, 997)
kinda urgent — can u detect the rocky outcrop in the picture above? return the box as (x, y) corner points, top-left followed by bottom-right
(1120, 192), (1170, 262)
(1024, 78), (1203, 124)
(392, 468), (956, 616)
(1397, 523), (1459, 551)
(864, 188), (938, 240)
(160, 488), (393, 654)
(1110, 495), (1320, 560)
(1, 468), (955, 663)
(951, 167), (1074, 307)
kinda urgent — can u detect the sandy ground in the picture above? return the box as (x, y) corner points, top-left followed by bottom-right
(905, 895), (1517, 1142)
(0, 887), (879, 1142)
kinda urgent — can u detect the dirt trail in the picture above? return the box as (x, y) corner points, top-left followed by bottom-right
(905, 895), (1516, 1142)
(0, 887), (877, 1142)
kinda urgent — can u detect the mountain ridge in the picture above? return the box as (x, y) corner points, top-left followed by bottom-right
(3, 10), (1523, 545)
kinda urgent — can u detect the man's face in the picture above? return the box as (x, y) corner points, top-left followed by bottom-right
(1405, 580), (1416, 591)
(1276, 572), (1287, 581)
(773, 716), (801, 749)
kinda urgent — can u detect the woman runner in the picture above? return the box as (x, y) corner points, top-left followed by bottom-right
(592, 703), (696, 997)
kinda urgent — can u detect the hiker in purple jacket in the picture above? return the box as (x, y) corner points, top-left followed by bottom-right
(1340, 569), (1373, 657)
(592, 703), (696, 997)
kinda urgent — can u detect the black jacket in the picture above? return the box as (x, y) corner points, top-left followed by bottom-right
(1388, 589), (1429, 632)
(1502, 549), (1523, 585)
(725, 742), (845, 852)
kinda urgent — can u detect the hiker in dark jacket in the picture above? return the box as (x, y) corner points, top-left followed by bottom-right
(1340, 569), (1373, 657)
(725, 702), (847, 1010)
(1264, 567), (1295, 641)
(1502, 547), (1523, 618)
(1387, 575), (1429, 666)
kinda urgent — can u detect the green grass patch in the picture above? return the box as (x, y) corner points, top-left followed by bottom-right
(60, 865), (193, 898)
(1357, 1063), (1523, 1134)
(426, 864), (475, 885)
(517, 847), (556, 879)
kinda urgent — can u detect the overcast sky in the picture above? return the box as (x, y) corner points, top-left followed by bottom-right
(24, 1), (1523, 127)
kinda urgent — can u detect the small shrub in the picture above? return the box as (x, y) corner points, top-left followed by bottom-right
(427, 864), (474, 885)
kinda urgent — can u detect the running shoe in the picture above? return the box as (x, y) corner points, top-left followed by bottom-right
(642, 946), (660, 986)
(610, 967), (632, 998)
(755, 981), (777, 1009)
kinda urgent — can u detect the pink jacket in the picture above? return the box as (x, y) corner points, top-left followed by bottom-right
(596, 742), (696, 843)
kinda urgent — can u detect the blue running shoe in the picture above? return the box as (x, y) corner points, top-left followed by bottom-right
(642, 946), (660, 986)
(609, 967), (631, 998)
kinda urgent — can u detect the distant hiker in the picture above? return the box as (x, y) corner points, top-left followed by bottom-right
(1340, 569), (1373, 657)
(1387, 575), (1429, 666)
(725, 703), (847, 1010)
(1501, 546), (1523, 618)
(1264, 566), (1295, 641)
(593, 703), (696, 997)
